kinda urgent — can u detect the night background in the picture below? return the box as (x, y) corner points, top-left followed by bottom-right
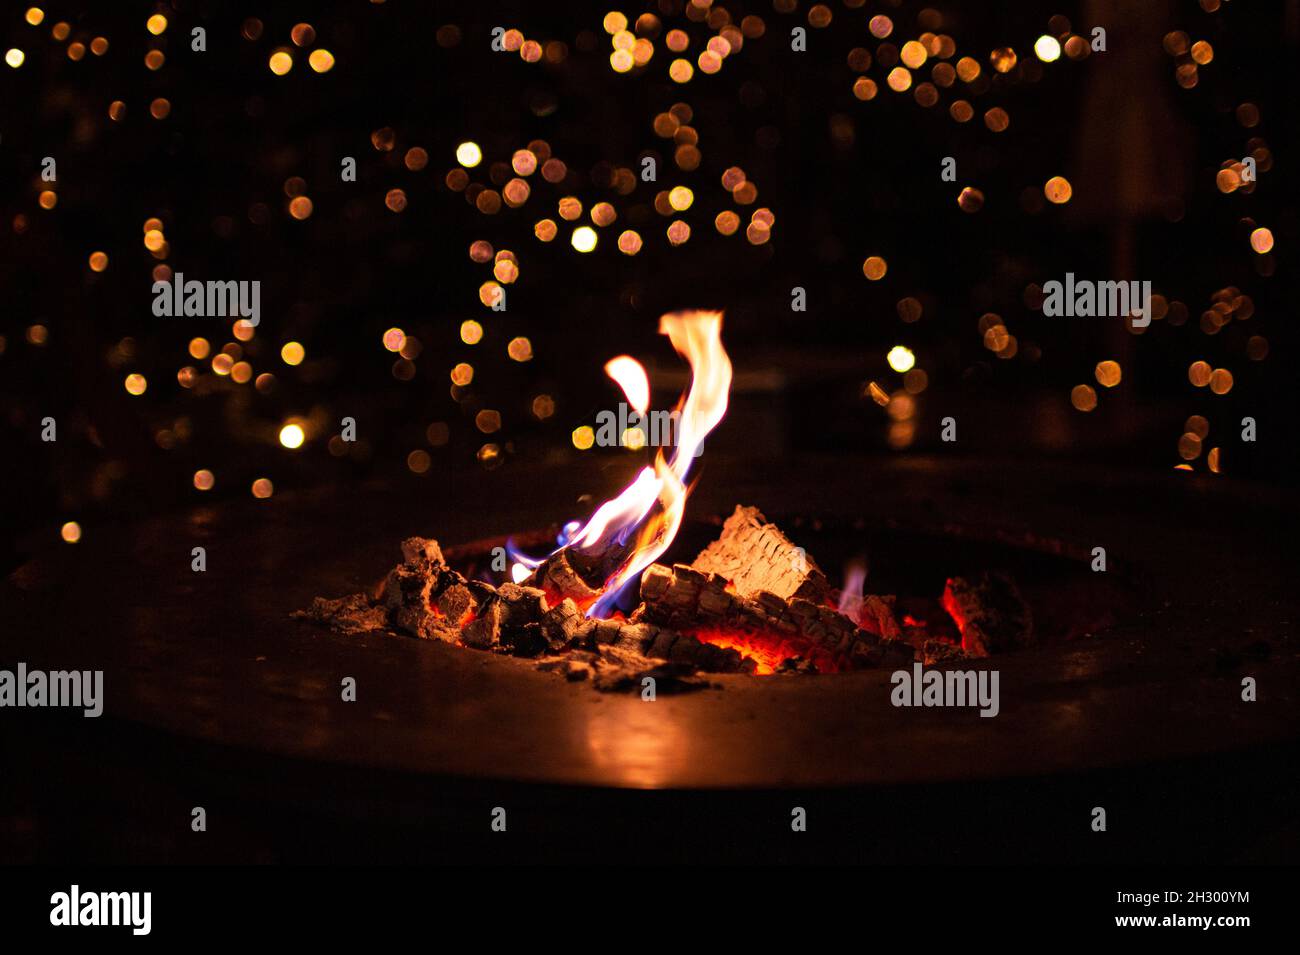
(1, 0), (1294, 557)
(0, 0), (1297, 882)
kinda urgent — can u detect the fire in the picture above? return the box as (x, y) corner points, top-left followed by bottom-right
(836, 560), (867, 620)
(940, 583), (971, 652)
(604, 355), (650, 415)
(692, 629), (847, 675)
(512, 310), (732, 618)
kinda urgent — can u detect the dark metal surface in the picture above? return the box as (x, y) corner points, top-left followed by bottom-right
(3, 455), (1296, 791)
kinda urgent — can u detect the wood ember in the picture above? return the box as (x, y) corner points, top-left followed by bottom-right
(941, 572), (1034, 657)
(496, 582), (547, 625)
(857, 594), (902, 641)
(691, 506), (830, 603)
(524, 548), (601, 608)
(299, 514), (1031, 689)
(921, 639), (967, 666)
(539, 597), (585, 649)
(570, 617), (755, 674)
(462, 600), (502, 649)
(297, 534), (755, 682)
(636, 562), (913, 669)
(381, 537), (476, 643)
(293, 593), (391, 635)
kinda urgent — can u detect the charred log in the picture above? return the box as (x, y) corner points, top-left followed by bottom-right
(299, 520), (1030, 691)
(524, 548), (601, 608)
(941, 572), (1034, 657)
(636, 562), (913, 669)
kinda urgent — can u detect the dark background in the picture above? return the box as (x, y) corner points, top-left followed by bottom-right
(1, 0), (1295, 562)
(1, 0), (1297, 873)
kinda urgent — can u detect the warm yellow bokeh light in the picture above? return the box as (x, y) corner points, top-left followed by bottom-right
(279, 423), (305, 449)
(668, 186), (694, 211)
(268, 50), (293, 75)
(572, 425), (596, 450)
(5, 49), (25, 69)
(281, 341), (305, 365)
(456, 141), (483, 167)
(1249, 227), (1274, 254)
(886, 345), (915, 373)
(146, 14), (167, 35)
(618, 230), (643, 255)
(1034, 35), (1061, 62)
(571, 226), (598, 252)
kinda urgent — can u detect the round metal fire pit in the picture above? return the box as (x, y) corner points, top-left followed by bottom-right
(5, 455), (1294, 795)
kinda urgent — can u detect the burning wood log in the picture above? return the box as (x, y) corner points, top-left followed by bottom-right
(567, 617), (755, 673)
(461, 600), (502, 649)
(941, 572), (1034, 657)
(299, 519), (1030, 689)
(857, 594), (903, 641)
(296, 311), (1031, 685)
(635, 562), (912, 670)
(691, 506), (830, 603)
(539, 597), (585, 649)
(524, 548), (601, 609)
(298, 534), (755, 679)
(380, 537), (483, 643)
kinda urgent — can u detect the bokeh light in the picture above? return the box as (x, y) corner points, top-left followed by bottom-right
(279, 424), (306, 449)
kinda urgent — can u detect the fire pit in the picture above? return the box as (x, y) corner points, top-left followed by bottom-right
(3, 450), (1295, 862)
(296, 311), (1053, 687)
(6, 452), (1293, 770)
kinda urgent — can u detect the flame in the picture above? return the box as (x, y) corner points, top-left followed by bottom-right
(586, 311), (731, 616)
(568, 466), (660, 550)
(519, 311), (732, 618)
(604, 355), (650, 416)
(836, 560), (867, 621)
